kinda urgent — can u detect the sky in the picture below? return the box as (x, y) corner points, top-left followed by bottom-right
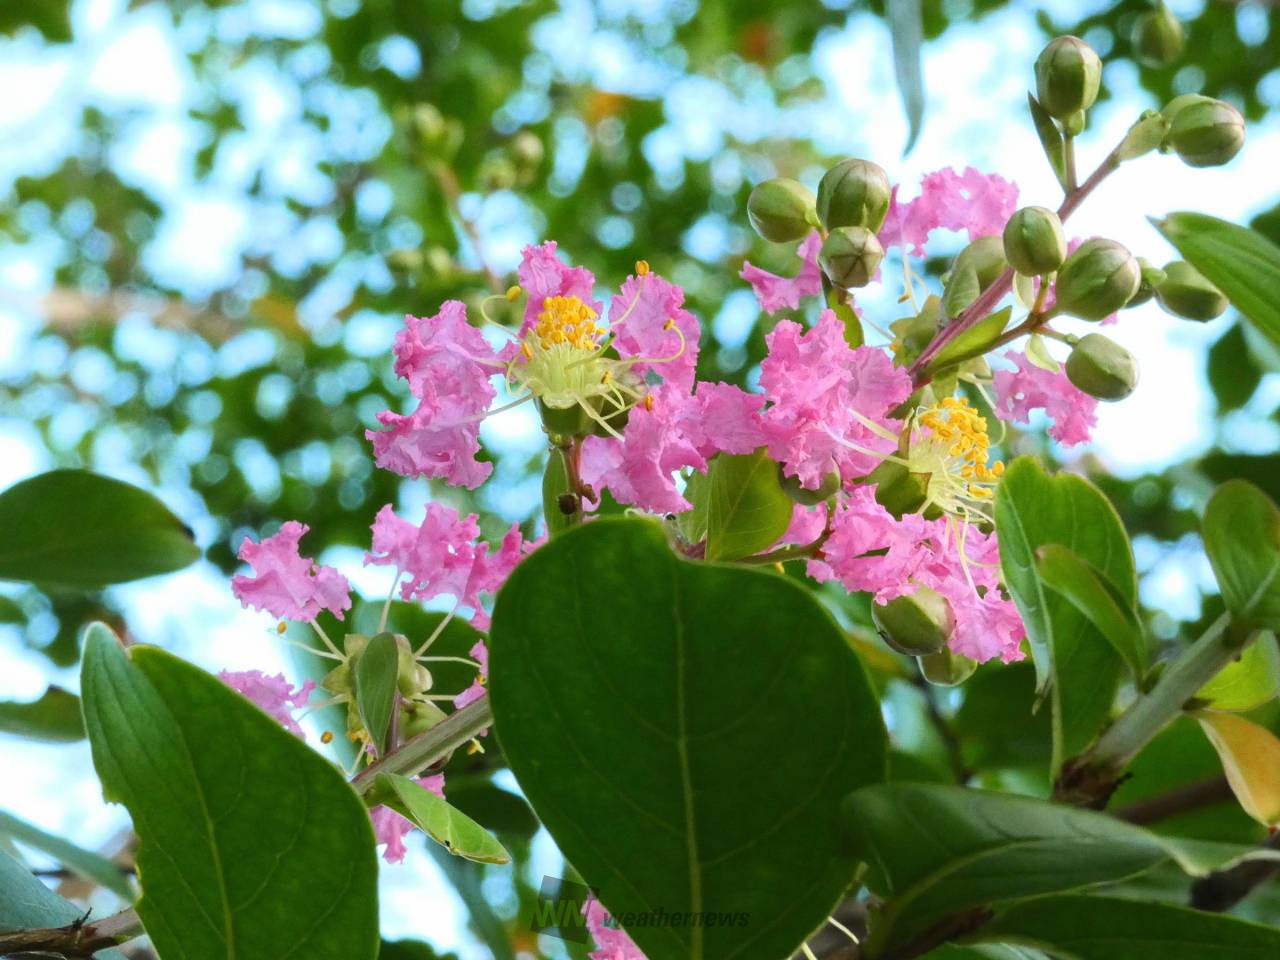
(0, 0), (1276, 955)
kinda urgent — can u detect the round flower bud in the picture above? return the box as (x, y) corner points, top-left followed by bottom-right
(1164, 97), (1245, 168)
(747, 178), (817, 242)
(400, 700), (449, 740)
(1054, 238), (1142, 321)
(918, 648), (978, 687)
(1124, 258), (1166, 307)
(868, 460), (930, 519)
(1035, 36), (1102, 119)
(1065, 333), (1139, 401)
(1132, 4), (1184, 68)
(820, 225), (885, 289)
(872, 586), (955, 657)
(780, 467), (841, 506)
(1003, 206), (1067, 276)
(1155, 260), (1228, 321)
(816, 158), (892, 233)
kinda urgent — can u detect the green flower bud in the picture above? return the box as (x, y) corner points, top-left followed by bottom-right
(1155, 260), (1228, 321)
(816, 158), (892, 233)
(1003, 206), (1067, 276)
(1066, 333), (1139, 401)
(865, 460), (929, 519)
(872, 586), (955, 657)
(1125, 258), (1166, 307)
(780, 467), (841, 506)
(388, 633), (432, 697)
(1163, 97), (1245, 168)
(1132, 3), (1184, 68)
(747, 177), (817, 242)
(819, 226), (885, 289)
(1035, 36), (1102, 119)
(1054, 238), (1142, 321)
(400, 700), (449, 740)
(918, 648), (978, 687)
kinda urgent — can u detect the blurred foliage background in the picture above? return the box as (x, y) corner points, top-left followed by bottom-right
(1, 0), (1279, 956)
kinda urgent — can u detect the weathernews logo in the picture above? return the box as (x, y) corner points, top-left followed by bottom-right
(531, 876), (749, 943)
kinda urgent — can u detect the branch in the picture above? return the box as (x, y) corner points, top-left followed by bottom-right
(0, 906), (143, 957)
(1190, 831), (1280, 912)
(351, 694), (493, 795)
(1113, 775), (1232, 825)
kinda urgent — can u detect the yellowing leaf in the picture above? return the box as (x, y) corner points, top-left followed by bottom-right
(1198, 711), (1280, 826)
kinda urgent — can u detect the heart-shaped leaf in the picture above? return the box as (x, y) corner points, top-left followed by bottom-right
(0, 470), (199, 589)
(379, 774), (509, 864)
(490, 518), (885, 960)
(1202, 480), (1280, 631)
(995, 457), (1137, 772)
(81, 624), (379, 960)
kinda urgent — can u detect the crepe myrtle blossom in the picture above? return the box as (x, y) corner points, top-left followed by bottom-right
(367, 244), (697, 489)
(992, 349), (1098, 447)
(811, 487), (1026, 663)
(231, 521), (352, 624)
(739, 231), (823, 314)
(880, 167), (1019, 257)
(218, 670), (316, 738)
(370, 773), (446, 864)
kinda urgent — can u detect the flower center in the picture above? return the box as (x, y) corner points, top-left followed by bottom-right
(910, 396), (1005, 517)
(532, 296), (604, 351)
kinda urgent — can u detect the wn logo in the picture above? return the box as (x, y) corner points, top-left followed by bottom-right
(531, 876), (592, 943)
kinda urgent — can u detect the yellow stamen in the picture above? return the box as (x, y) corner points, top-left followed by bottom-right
(644, 394), (655, 411)
(321, 730), (334, 744)
(276, 621), (288, 634)
(532, 296), (602, 351)
(636, 260), (650, 276)
(505, 285), (522, 302)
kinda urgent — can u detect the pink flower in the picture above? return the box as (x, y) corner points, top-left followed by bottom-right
(881, 168), (1018, 256)
(231, 521), (351, 622)
(759, 311), (912, 489)
(365, 505), (527, 624)
(992, 350), (1097, 447)
(582, 896), (647, 960)
(690, 381), (767, 456)
(219, 670), (315, 737)
(367, 302), (499, 489)
(808, 487), (932, 601)
(518, 241), (601, 333)
(740, 231), (823, 313)
(609, 270), (701, 393)
(371, 773), (446, 864)
(776, 502), (828, 547)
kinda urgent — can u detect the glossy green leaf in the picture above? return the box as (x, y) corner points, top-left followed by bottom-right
(0, 470), (200, 589)
(1156, 212), (1280, 348)
(974, 895), (1280, 959)
(0, 809), (133, 900)
(994, 457), (1137, 772)
(0, 848), (125, 958)
(1035, 543), (1145, 679)
(929, 307), (1012, 370)
(0, 686), (84, 742)
(887, 0), (925, 153)
(844, 783), (1278, 958)
(81, 623), (379, 960)
(685, 448), (794, 562)
(490, 518), (886, 960)
(380, 774), (509, 865)
(1028, 93), (1067, 191)
(1208, 323), (1262, 412)
(1199, 633), (1280, 712)
(1202, 480), (1280, 631)
(354, 631), (399, 756)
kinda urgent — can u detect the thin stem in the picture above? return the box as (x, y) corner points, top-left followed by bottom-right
(1063, 132), (1078, 192)
(0, 906), (144, 955)
(310, 620), (343, 659)
(352, 694), (493, 795)
(414, 603), (460, 657)
(378, 569), (401, 634)
(1113, 775), (1232, 825)
(743, 529), (831, 566)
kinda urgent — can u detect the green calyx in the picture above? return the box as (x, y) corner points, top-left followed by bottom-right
(1155, 260), (1229, 321)
(1162, 95), (1245, 168)
(1003, 206), (1067, 277)
(873, 586), (956, 657)
(819, 225), (885, 289)
(918, 647), (978, 686)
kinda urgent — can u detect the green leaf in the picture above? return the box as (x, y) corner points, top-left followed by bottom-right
(80, 623), (379, 960)
(1199, 633), (1280, 712)
(379, 774), (510, 865)
(887, 0), (926, 154)
(953, 663), (1051, 772)
(490, 518), (886, 960)
(844, 783), (1279, 958)
(0, 0), (72, 43)
(685, 448), (794, 562)
(929, 307), (1013, 370)
(1156, 212), (1280, 349)
(994, 457), (1137, 773)
(1202, 480), (1280, 631)
(0, 848), (125, 959)
(354, 631), (400, 757)
(973, 895), (1280, 959)
(0, 686), (84, 742)
(1028, 93), (1067, 191)
(0, 471), (200, 589)
(1208, 323), (1262, 411)
(1035, 544), (1146, 679)
(941, 265), (981, 318)
(0, 810), (133, 900)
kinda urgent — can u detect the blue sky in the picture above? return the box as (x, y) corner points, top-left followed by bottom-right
(0, 0), (1276, 954)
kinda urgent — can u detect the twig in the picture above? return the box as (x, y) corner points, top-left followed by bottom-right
(1113, 775), (1232, 825)
(0, 906), (143, 956)
(351, 694), (493, 795)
